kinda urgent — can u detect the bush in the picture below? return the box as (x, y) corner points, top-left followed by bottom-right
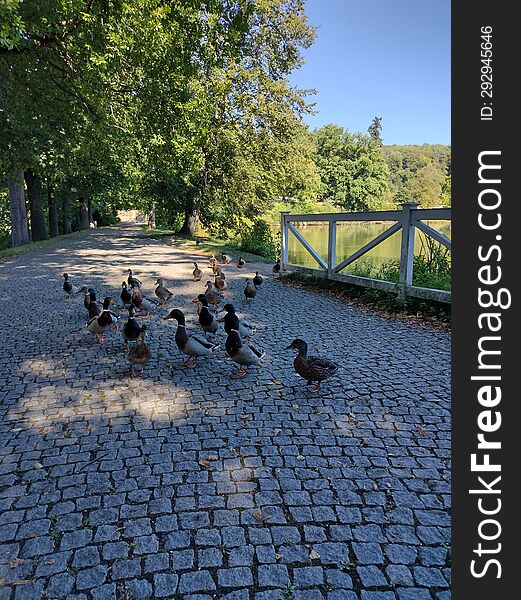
(92, 203), (119, 226)
(239, 220), (278, 260)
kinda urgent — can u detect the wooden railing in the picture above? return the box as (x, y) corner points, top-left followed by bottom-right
(280, 202), (451, 303)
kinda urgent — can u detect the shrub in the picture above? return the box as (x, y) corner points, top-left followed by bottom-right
(239, 220), (278, 260)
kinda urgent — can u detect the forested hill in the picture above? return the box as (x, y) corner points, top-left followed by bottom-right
(382, 144), (451, 207)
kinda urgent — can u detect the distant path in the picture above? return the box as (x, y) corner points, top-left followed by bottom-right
(0, 224), (451, 599)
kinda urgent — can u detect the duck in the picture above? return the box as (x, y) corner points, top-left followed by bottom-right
(84, 288), (93, 311)
(220, 253), (232, 264)
(204, 281), (224, 312)
(192, 294), (219, 337)
(272, 262), (281, 277)
(237, 256), (245, 269)
(193, 263), (202, 281)
(225, 329), (265, 376)
(85, 289), (101, 319)
(126, 269), (142, 288)
(129, 324), (151, 378)
(209, 255), (217, 269)
(253, 271), (263, 289)
(244, 279), (257, 300)
(120, 282), (132, 306)
(155, 277), (173, 305)
(131, 282), (158, 316)
(164, 308), (218, 368)
(286, 339), (339, 391)
(86, 297), (118, 344)
(218, 303), (255, 339)
(62, 273), (87, 299)
(122, 304), (142, 351)
(214, 269), (228, 294)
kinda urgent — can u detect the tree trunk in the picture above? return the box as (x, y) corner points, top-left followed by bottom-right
(177, 162), (207, 237)
(48, 186), (59, 237)
(87, 198), (93, 225)
(62, 192), (72, 234)
(148, 201), (156, 229)
(79, 196), (90, 229)
(178, 208), (198, 236)
(8, 171), (30, 246)
(24, 171), (47, 241)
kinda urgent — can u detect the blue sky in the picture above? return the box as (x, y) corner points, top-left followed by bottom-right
(290, 0), (451, 146)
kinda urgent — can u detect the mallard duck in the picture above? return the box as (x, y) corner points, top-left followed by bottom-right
(218, 303), (254, 339)
(122, 304), (142, 351)
(62, 273), (86, 299)
(84, 288), (93, 311)
(286, 339), (339, 391)
(155, 278), (173, 305)
(214, 269), (228, 294)
(87, 297), (118, 344)
(220, 253), (232, 264)
(130, 283), (158, 316)
(253, 271), (263, 289)
(192, 294), (219, 336)
(204, 281), (224, 312)
(193, 263), (202, 281)
(272, 262), (281, 277)
(164, 308), (218, 368)
(129, 324), (151, 378)
(237, 256), (245, 269)
(120, 282), (132, 306)
(225, 329), (265, 376)
(85, 289), (101, 319)
(244, 279), (257, 300)
(209, 255), (217, 268)
(126, 269), (142, 288)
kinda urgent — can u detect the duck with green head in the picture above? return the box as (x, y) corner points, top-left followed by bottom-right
(192, 294), (219, 337)
(286, 339), (338, 391)
(164, 308), (218, 368)
(225, 329), (265, 376)
(87, 297), (118, 344)
(122, 304), (142, 351)
(218, 303), (254, 339)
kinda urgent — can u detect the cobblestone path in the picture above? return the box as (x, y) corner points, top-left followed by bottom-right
(0, 225), (451, 600)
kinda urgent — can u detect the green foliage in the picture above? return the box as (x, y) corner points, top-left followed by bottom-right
(382, 144), (451, 208)
(312, 124), (389, 211)
(238, 219), (278, 260)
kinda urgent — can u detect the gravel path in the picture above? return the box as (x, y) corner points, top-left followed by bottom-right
(0, 224), (451, 600)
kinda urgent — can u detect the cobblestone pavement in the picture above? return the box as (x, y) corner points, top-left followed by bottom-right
(0, 225), (451, 600)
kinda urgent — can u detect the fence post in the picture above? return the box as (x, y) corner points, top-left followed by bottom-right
(327, 220), (337, 277)
(280, 211), (290, 272)
(398, 202), (419, 298)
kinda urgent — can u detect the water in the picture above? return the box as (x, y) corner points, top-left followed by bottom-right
(287, 220), (451, 272)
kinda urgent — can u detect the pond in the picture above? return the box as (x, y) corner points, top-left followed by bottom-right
(287, 220), (451, 272)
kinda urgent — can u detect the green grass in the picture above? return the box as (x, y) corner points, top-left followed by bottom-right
(139, 226), (274, 264)
(0, 231), (84, 262)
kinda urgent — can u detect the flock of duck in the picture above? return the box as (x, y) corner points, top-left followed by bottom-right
(62, 253), (338, 391)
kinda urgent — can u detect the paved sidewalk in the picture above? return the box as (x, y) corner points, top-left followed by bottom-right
(0, 225), (451, 599)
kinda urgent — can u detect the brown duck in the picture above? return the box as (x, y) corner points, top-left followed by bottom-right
(193, 263), (202, 281)
(286, 339), (339, 391)
(244, 279), (256, 300)
(155, 278), (173, 305)
(129, 324), (151, 377)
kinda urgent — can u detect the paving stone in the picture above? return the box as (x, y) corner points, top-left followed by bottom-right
(0, 226), (451, 600)
(154, 573), (179, 597)
(178, 571), (216, 593)
(258, 564), (290, 588)
(46, 573), (75, 598)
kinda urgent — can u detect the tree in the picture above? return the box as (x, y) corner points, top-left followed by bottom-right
(313, 124), (389, 211)
(368, 116), (383, 145)
(7, 171), (30, 246)
(24, 171), (47, 241)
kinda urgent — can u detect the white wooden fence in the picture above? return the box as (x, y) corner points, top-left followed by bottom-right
(280, 202), (451, 303)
